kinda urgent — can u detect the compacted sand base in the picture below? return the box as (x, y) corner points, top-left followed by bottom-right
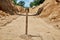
(0, 15), (60, 40)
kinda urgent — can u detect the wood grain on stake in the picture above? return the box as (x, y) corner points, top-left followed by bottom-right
(26, 8), (29, 35)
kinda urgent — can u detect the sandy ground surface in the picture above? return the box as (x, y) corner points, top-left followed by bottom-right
(0, 14), (60, 40)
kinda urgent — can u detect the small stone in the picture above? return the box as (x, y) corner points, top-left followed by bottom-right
(47, 32), (50, 33)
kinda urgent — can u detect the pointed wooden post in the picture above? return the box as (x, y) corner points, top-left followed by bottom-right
(25, 8), (29, 35)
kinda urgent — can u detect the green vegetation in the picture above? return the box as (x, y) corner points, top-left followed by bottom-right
(30, 0), (45, 7)
(13, 0), (17, 5)
(13, 0), (25, 7)
(13, 0), (45, 8)
(18, 1), (25, 7)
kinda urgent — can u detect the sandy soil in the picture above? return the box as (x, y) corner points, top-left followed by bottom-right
(0, 15), (18, 26)
(0, 15), (60, 40)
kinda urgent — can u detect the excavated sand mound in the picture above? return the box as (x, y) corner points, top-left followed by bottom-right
(32, 0), (60, 22)
(39, 0), (60, 30)
(29, 0), (60, 30)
